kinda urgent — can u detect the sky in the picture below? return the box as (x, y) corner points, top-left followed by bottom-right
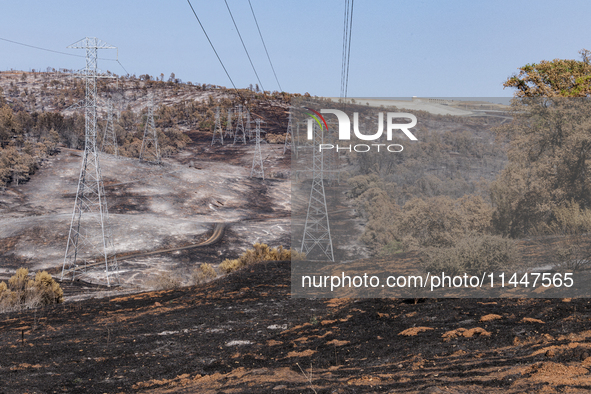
(1, 0), (591, 98)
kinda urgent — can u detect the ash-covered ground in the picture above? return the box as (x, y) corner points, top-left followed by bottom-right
(0, 138), (296, 290)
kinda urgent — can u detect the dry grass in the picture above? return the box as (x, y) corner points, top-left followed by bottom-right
(192, 263), (217, 285)
(219, 243), (303, 274)
(148, 271), (182, 291)
(0, 268), (63, 313)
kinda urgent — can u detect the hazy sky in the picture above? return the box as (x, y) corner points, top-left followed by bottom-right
(1, 1), (590, 97)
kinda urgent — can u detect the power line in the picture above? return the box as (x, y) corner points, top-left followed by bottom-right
(0, 36), (84, 58)
(340, 0), (354, 100)
(0, 36), (120, 62)
(116, 59), (130, 76)
(247, 0), (282, 92)
(344, 0), (354, 99)
(0, 36), (130, 76)
(340, 0), (350, 99)
(224, 0), (266, 93)
(186, 0), (258, 120)
(186, 0), (239, 92)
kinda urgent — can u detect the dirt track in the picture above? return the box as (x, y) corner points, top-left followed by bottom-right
(61, 223), (227, 279)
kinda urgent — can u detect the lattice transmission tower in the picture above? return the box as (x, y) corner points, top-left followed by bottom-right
(293, 122), (302, 159)
(233, 104), (246, 144)
(323, 120), (339, 185)
(245, 110), (252, 141)
(250, 118), (266, 179)
(101, 99), (119, 157)
(139, 98), (161, 164)
(211, 106), (224, 145)
(61, 37), (119, 286)
(224, 108), (233, 139)
(283, 109), (293, 154)
(301, 119), (334, 261)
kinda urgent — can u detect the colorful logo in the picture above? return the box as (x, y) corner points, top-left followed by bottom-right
(304, 108), (417, 141)
(303, 107), (329, 133)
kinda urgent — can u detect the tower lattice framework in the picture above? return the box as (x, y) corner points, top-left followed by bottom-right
(211, 106), (224, 145)
(233, 104), (246, 144)
(101, 99), (119, 157)
(61, 37), (119, 286)
(224, 108), (233, 139)
(283, 109), (293, 154)
(250, 118), (266, 179)
(139, 99), (161, 164)
(245, 110), (252, 141)
(301, 120), (334, 261)
(324, 120), (338, 185)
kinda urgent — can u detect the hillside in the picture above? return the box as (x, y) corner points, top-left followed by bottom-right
(0, 69), (293, 124)
(2, 68), (591, 393)
(0, 69), (302, 292)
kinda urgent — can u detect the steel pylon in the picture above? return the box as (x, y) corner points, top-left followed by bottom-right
(294, 122), (301, 159)
(250, 118), (266, 179)
(224, 108), (233, 139)
(211, 106), (224, 145)
(62, 37), (119, 286)
(139, 98), (161, 164)
(324, 120), (338, 185)
(245, 110), (252, 141)
(101, 99), (119, 157)
(233, 104), (246, 144)
(301, 120), (334, 261)
(283, 109), (293, 154)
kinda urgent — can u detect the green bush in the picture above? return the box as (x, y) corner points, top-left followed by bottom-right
(349, 171), (494, 255)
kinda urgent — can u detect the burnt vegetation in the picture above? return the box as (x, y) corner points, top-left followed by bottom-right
(337, 97), (591, 275)
(0, 69), (299, 188)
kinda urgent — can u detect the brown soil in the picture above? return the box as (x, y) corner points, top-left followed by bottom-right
(2, 261), (591, 393)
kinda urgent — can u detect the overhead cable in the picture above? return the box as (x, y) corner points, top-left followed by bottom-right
(247, 0), (282, 92)
(224, 0), (266, 93)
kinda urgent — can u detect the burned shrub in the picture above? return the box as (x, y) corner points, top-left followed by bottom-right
(0, 268), (63, 312)
(192, 263), (217, 284)
(422, 234), (518, 276)
(149, 271), (182, 290)
(219, 243), (301, 273)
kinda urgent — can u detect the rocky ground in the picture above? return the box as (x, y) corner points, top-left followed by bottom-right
(2, 260), (591, 393)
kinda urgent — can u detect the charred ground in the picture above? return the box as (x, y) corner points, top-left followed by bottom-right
(2, 261), (591, 393)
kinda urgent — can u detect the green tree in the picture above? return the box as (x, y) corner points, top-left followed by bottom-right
(494, 50), (591, 236)
(504, 49), (591, 97)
